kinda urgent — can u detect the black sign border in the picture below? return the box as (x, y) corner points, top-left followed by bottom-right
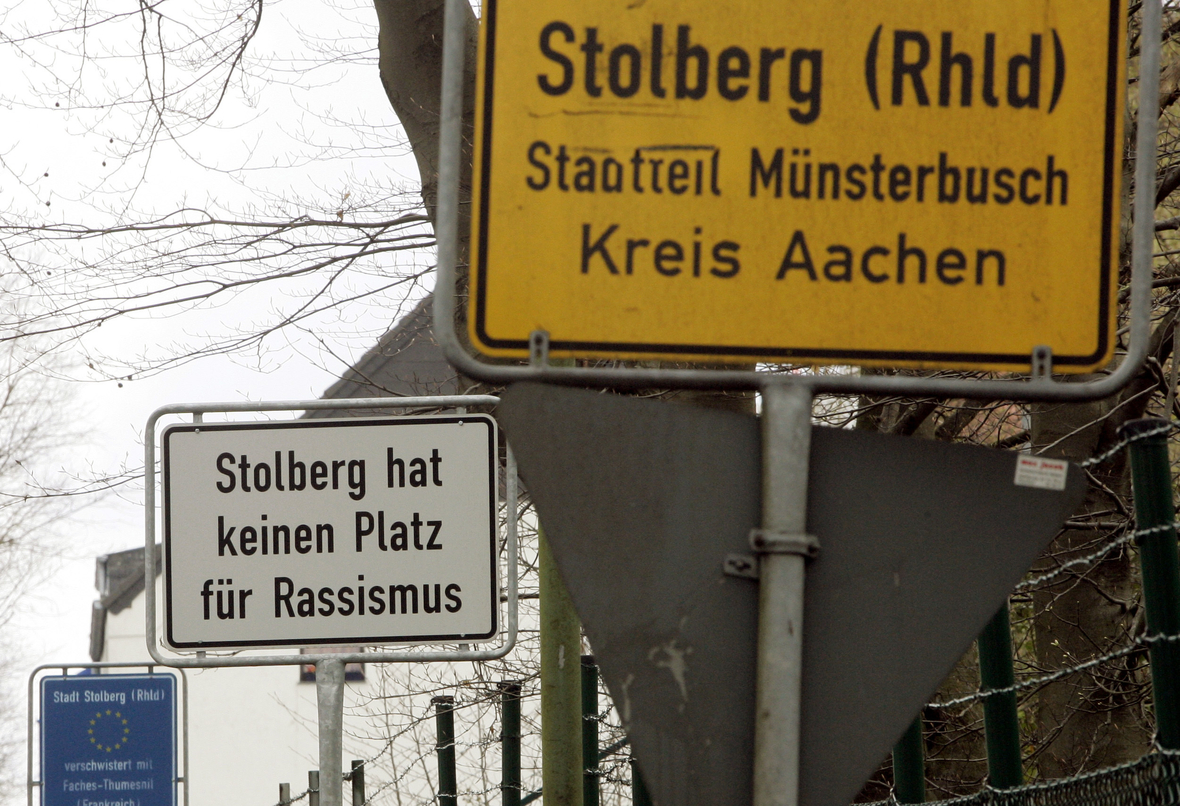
(161, 416), (499, 650)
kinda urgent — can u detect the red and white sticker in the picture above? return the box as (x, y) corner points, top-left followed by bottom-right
(1014, 456), (1069, 491)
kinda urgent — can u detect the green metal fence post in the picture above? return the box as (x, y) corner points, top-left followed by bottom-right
(349, 760), (365, 806)
(434, 696), (457, 806)
(630, 758), (652, 806)
(500, 682), (522, 806)
(891, 716), (925, 803)
(977, 602), (1023, 788)
(538, 355), (584, 806)
(582, 656), (600, 806)
(1123, 418), (1180, 750)
(540, 525), (583, 806)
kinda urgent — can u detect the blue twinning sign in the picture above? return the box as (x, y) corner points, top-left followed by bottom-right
(40, 673), (176, 806)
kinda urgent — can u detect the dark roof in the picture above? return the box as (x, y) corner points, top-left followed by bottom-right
(310, 295), (465, 410)
(89, 547), (161, 661)
(96, 546), (159, 614)
(90, 295), (482, 660)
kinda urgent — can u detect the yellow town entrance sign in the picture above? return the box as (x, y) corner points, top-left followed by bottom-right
(469, 0), (1126, 372)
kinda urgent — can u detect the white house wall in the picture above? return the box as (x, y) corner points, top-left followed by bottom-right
(101, 574), (381, 805)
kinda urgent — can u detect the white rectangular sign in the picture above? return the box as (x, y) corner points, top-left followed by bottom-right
(1013, 455), (1069, 491)
(162, 415), (499, 650)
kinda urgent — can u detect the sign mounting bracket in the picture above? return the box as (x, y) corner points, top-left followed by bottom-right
(529, 330), (551, 368)
(1032, 346), (1054, 383)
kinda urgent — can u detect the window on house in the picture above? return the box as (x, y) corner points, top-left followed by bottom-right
(299, 646), (365, 683)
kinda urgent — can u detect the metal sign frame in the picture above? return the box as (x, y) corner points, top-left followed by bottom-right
(143, 395), (518, 670)
(160, 414), (501, 651)
(28, 663), (188, 806)
(432, 0), (1160, 402)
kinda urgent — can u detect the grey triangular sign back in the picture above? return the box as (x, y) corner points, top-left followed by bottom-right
(498, 383), (1085, 806)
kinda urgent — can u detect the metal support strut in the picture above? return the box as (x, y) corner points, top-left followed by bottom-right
(317, 659), (346, 806)
(752, 384), (815, 806)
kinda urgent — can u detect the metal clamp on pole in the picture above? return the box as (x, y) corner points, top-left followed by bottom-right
(529, 330), (551, 368)
(1030, 346), (1053, 383)
(749, 530), (819, 559)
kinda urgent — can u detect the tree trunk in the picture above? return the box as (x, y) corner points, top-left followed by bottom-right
(1024, 306), (1180, 778)
(374, 0), (479, 344)
(370, 0), (1168, 789)
(373, 0), (477, 231)
(1027, 394), (1152, 779)
(374, 0), (488, 388)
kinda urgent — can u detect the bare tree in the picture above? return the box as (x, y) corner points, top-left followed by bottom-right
(0, 300), (79, 791)
(5, 0), (1180, 800)
(847, 3), (1180, 792)
(0, 0), (437, 383)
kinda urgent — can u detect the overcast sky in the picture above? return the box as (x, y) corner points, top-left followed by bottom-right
(0, 0), (429, 794)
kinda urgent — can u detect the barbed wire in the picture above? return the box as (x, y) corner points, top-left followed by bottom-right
(342, 743), (442, 806)
(279, 415), (1180, 806)
(275, 787), (312, 806)
(863, 749), (1180, 806)
(1015, 531), (1134, 592)
(1077, 420), (1177, 469)
(584, 704), (617, 724)
(929, 644), (1143, 710)
(271, 676), (610, 806)
(1013, 520), (1180, 592)
(271, 699), (535, 806)
(928, 631), (1180, 710)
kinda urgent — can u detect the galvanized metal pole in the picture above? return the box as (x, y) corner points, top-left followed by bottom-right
(1123, 418), (1180, 749)
(540, 525), (584, 806)
(752, 384), (815, 806)
(891, 717), (925, 803)
(434, 696), (458, 806)
(317, 659), (345, 806)
(978, 603), (1022, 788)
(500, 682), (522, 806)
(581, 656), (600, 806)
(279, 783), (291, 805)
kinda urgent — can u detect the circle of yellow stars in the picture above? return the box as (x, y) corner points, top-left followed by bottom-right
(87, 710), (130, 753)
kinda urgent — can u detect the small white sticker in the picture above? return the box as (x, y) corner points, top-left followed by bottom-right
(1014, 456), (1069, 491)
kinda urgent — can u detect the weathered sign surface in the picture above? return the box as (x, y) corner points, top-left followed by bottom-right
(471, 1), (1125, 371)
(498, 383), (1086, 806)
